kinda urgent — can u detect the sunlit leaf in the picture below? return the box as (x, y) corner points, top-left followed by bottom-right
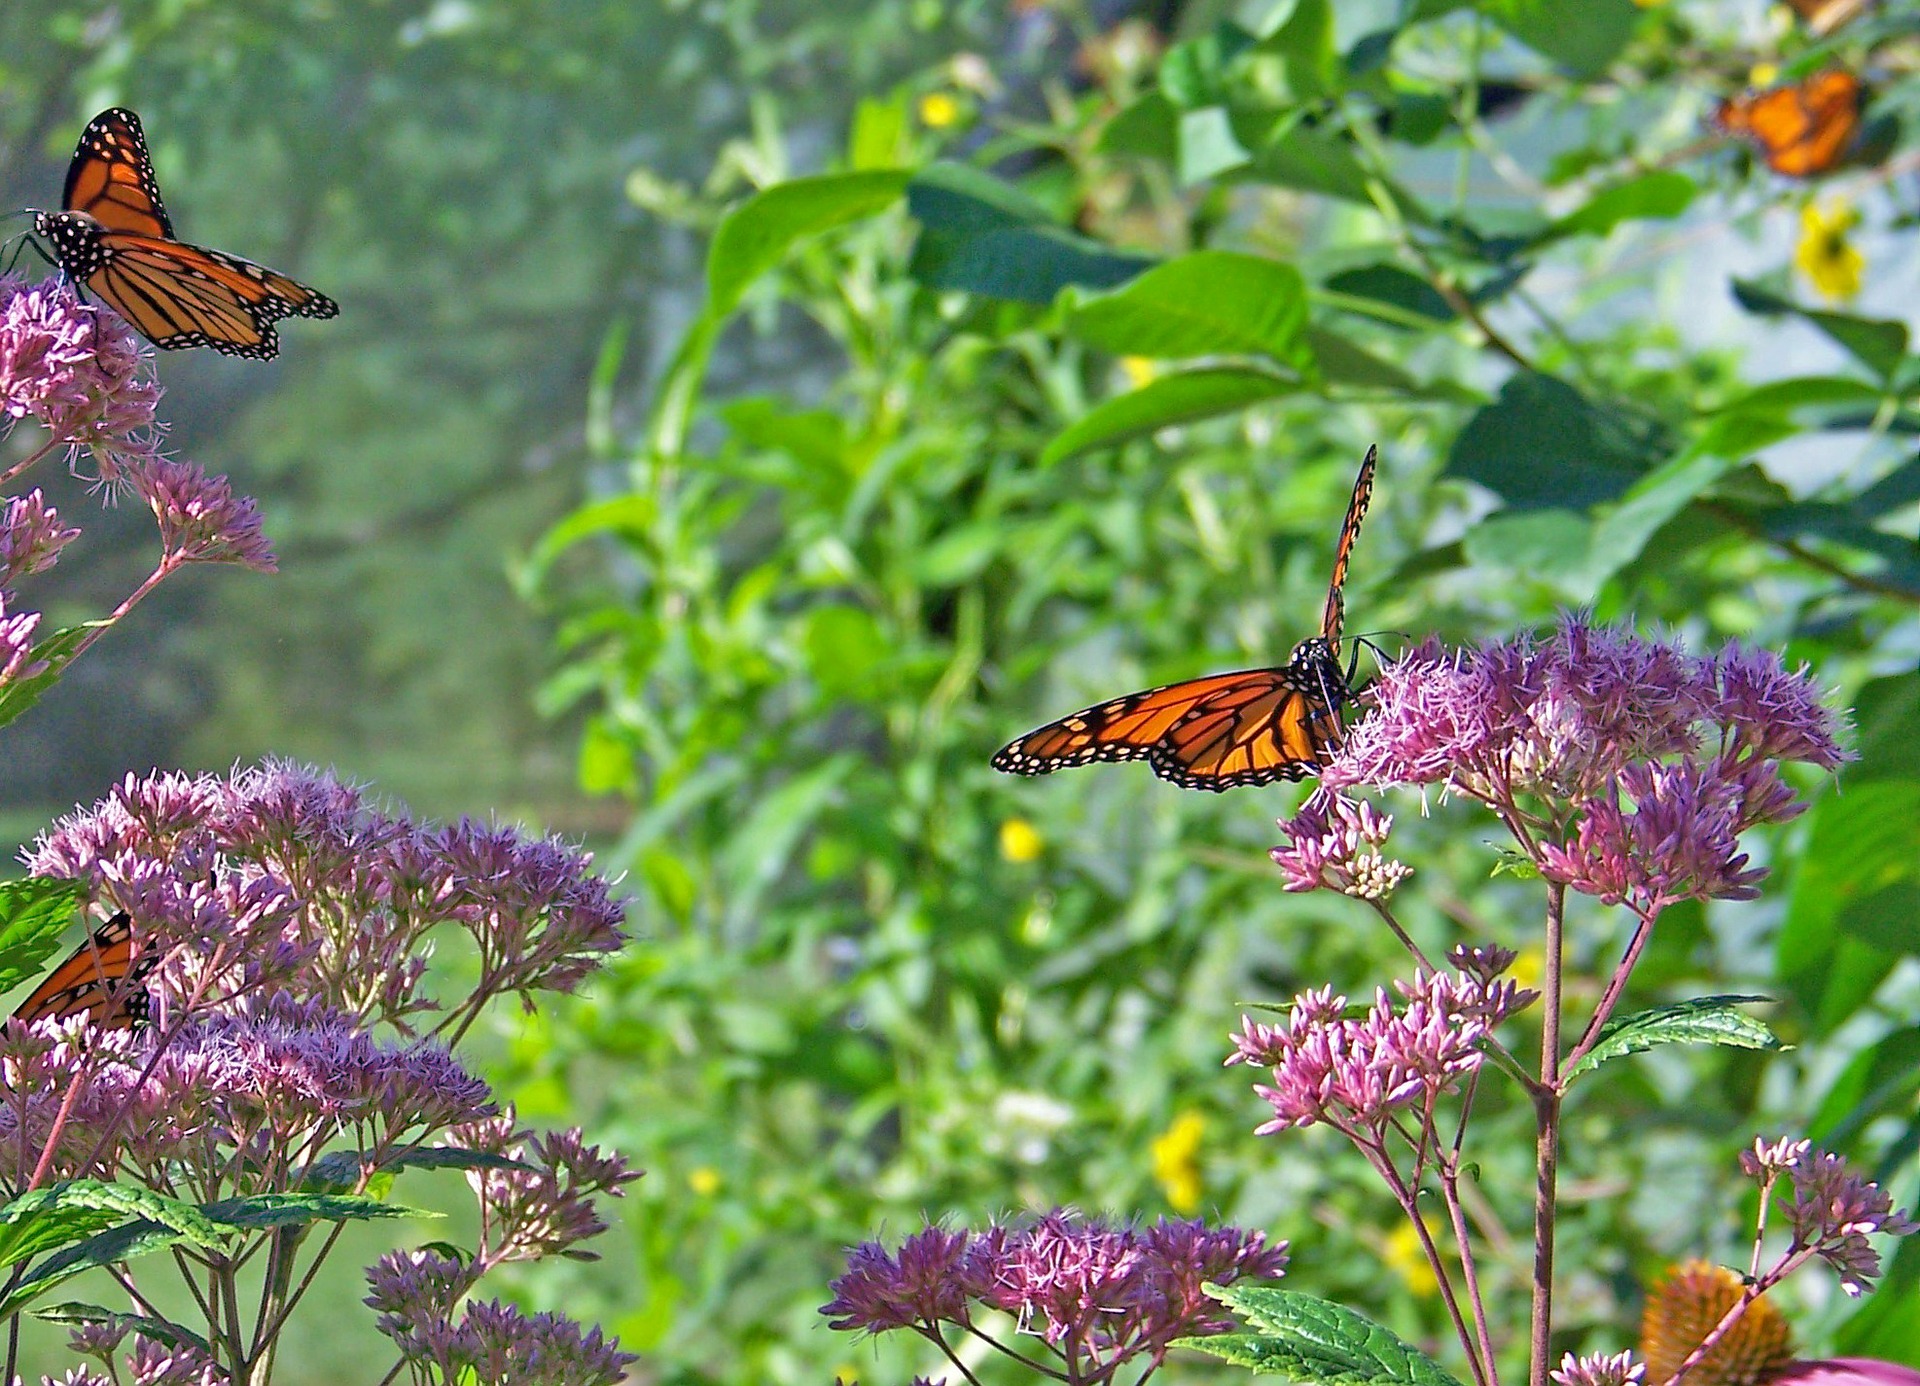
(1183, 1285), (1468, 1386)
(1041, 367), (1299, 466)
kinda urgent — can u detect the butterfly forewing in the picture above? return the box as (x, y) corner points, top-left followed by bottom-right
(1321, 443), (1377, 650)
(63, 107), (174, 238)
(1716, 69), (1861, 177)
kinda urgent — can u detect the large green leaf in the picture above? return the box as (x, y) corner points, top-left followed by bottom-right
(1321, 265), (1454, 328)
(1807, 1025), (1920, 1145)
(0, 623), (108, 733)
(1063, 252), (1308, 363)
(1733, 279), (1910, 382)
(200, 1192), (430, 1232)
(1446, 372), (1661, 510)
(907, 164), (1155, 304)
(32, 1302), (212, 1358)
(1565, 996), (1781, 1081)
(1849, 674), (1920, 783)
(1586, 448), (1741, 583)
(1158, 21), (1257, 109)
(1249, 125), (1428, 224)
(706, 170), (913, 317)
(1040, 367), (1299, 466)
(1257, 0), (1337, 100)
(0, 1182), (222, 1272)
(1484, 0), (1642, 77)
(1779, 780), (1920, 1033)
(0, 877), (85, 994)
(1184, 1285), (1467, 1386)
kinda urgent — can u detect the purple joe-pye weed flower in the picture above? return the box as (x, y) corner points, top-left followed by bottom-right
(444, 1108), (641, 1265)
(25, 761), (627, 1033)
(826, 1211), (1286, 1380)
(1552, 1350), (1645, 1386)
(1319, 616), (1846, 913)
(42, 1369), (116, 1386)
(0, 588), (46, 683)
(1775, 1147), (1917, 1295)
(1229, 969), (1535, 1139)
(365, 1247), (478, 1361)
(0, 274), (162, 482)
(124, 1334), (225, 1386)
(1271, 789), (1411, 899)
(1, 490), (80, 584)
(441, 1300), (638, 1386)
(132, 455), (276, 572)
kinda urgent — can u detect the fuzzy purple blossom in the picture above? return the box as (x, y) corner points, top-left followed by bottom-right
(0, 274), (161, 480)
(1229, 969), (1534, 1139)
(1, 490), (80, 583)
(445, 1109), (641, 1265)
(365, 1247), (479, 1360)
(1271, 790), (1411, 898)
(825, 1212), (1286, 1382)
(126, 1336), (225, 1386)
(132, 456), (276, 572)
(0, 588), (46, 683)
(442, 1300), (637, 1386)
(43, 1370), (115, 1386)
(1776, 1147), (1917, 1295)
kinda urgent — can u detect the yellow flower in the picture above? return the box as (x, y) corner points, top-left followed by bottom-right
(1640, 1261), (1793, 1386)
(1118, 356), (1158, 389)
(1795, 199), (1865, 302)
(688, 1166), (722, 1196)
(1748, 61), (1781, 87)
(1382, 1218), (1440, 1298)
(918, 92), (962, 130)
(1150, 1111), (1206, 1213)
(999, 818), (1044, 863)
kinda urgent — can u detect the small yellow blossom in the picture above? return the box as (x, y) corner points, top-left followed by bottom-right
(1118, 356), (1158, 389)
(1150, 1111), (1206, 1213)
(1507, 945), (1545, 993)
(1748, 61), (1781, 87)
(918, 92), (962, 130)
(1382, 1218), (1441, 1298)
(999, 818), (1045, 863)
(1632, 0), (1667, 7)
(688, 1166), (722, 1196)
(1795, 199), (1864, 302)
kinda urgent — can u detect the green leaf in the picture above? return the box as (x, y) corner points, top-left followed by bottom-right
(1184, 1285), (1467, 1386)
(1549, 171), (1696, 240)
(1446, 372), (1660, 511)
(0, 877), (85, 994)
(1063, 252), (1307, 363)
(200, 1192), (431, 1233)
(1732, 279), (1910, 382)
(1807, 1025), (1920, 1145)
(1303, 328), (1417, 393)
(298, 1144), (533, 1193)
(0, 623), (108, 733)
(1780, 780), (1920, 1034)
(1257, 0), (1337, 100)
(0, 1215), (226, 1319)
(1836, 1234), (1920, 1359)
(1483, 0), (1642, 77)
(1040, 367), (1299, 466)
(907, 165), (1155, 304)
(1585, 447), (1741, 584)
(1322, 265), (1454, 327)
(32, 1302), (212, 1358)
(706, 170), (912, 317)
(1158, 22), (1257, 109)
(1849, 675), (1920, 783)
(1100, 92), (1179, 162)
(1462, 510), (1597, 588)
(1565, 996), (1782, 1081)
(1177, 106), (1251, 184)
(1715, 375), (1887, 416)
(1250, 126), (1427, 224)
(0, 1181), (223, 1272)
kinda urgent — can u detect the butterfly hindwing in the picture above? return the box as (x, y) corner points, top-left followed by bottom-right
(11, 913), (153, 1030)
(1717, 69), (1862, 177)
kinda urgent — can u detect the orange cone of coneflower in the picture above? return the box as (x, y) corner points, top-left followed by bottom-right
(1639, 1261), (1794, 1386)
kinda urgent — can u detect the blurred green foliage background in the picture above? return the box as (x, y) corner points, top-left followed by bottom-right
(3, 0), (1918, 1382)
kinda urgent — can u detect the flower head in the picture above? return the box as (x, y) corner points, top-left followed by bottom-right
(1, 490), (81, 584)
(1795, 199), (1864, 301)
(445, 1109), (640, 1265)
(1638, 1261), (1792, 1386)
(132, 456), (276, 572)
(0, 275), (161, 479)
(1777, 1147), (1918, 1295)
(824, 1226), (975, 1333)
(1272, 790), (1410, 898)
(1553, 1351), (1646, 1386)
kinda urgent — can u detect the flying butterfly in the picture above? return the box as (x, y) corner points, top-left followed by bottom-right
(10, 912), (153, 1030)
(32, 107), (337, 359)
(1715, 68), (1862, 178)
(993, 446), (1377, 793)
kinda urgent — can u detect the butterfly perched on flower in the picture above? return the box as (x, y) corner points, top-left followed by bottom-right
(10, 912), (153, 1030)
(33, 108), (336, 359)
(992, 446), (1377, 792)
(1715, 69), (1862, 178)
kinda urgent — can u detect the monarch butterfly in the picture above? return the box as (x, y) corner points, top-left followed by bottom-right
(10, 912), (152, 1030)
(992, 446), (1377, 792)
(32, 107), (337, 359)
(1715, 69), (1862, 178)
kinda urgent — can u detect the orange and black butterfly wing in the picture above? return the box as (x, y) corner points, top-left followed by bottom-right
(1148, 654), (1350, 791)
(84, 235), (337, 359)
(11, 913), (152, 1029)
(1717, 70), (1861, 176)
(992, 669), (1297, 775)
(63, 107), (173, 238)
(1321, 445), (1378, 651)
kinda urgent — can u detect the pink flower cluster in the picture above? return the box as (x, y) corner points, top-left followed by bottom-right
(1301, 616), (1847, 915)
(1271, 789), (1410, 898)
(1741, 1136), (1917, 1296)
(1228, 959), (1535, 1140)
(823, 1212), (1287, 1383)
